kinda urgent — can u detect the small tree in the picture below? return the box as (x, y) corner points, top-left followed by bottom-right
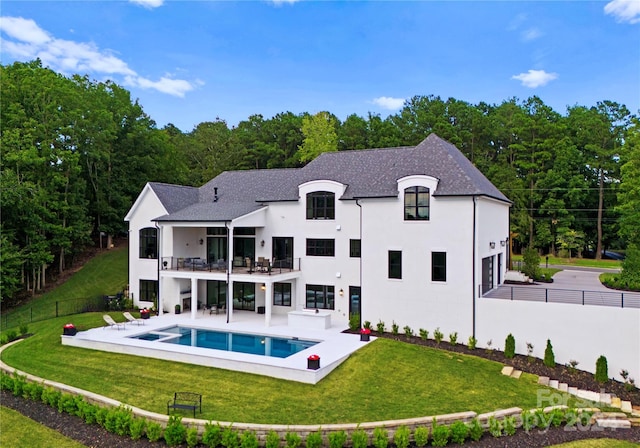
(504, 334), (515, 359)
(544, 339), (555, 367)
(595, 355), (608, 383)
(619, 244), (640, 289)
(522, 247), (541, 280)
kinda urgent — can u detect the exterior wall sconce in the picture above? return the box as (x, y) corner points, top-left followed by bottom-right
(260, 239), (265, 247)
(489, 241), (496, 249)
(261, 284), (266, 291)
(339, 288), (344, 296)
(199, 238), (204, 245)
(500, 240), (506, 247)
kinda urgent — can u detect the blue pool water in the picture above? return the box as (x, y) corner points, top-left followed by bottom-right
(128, 326), (318, 358)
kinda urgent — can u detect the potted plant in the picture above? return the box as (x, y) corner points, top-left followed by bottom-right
(63, 323), (77, 336)
(175, 304), (181, 315)
(360, 327), (371, 342)
(307, 354), (320, 370)
(140, 308), (150, 319)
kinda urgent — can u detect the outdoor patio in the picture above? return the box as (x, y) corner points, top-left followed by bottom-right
(61, 311), (371, 384)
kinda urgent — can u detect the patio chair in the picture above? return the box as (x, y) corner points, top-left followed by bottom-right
(123, 311), (144, 325)
(103, 314), (126, 330)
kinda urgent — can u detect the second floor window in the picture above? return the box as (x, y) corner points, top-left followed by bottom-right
(350, 239), (361, 258)
(139, 228), (157, 259)
(404, 186), (430, 220)
(306, 239), (335, 256)
(307, 191), (335, 220)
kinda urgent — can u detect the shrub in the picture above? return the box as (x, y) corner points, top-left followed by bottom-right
(450, 421), (468, 444)
(413, 426), (429, 447)
(393, 425), (410, 448)
(0, 335), (7, 345)
(349, 314), (361, 331)
(285, 431), (302, 448)
(104, 407), (119, 433)
(130, 418), (146, 440)
(363, 320), (372, 330)
(266, 430), (281, 448)
(544, 339), (555, 367)
(595, 355), (608, 383)
(403, 326), (414, 338)
(503, 416), (516, 436)
(114, 406), (133, 436)
(488, 416), (502, 437)
(5, 330), (18, 343)
(146, 421), (163, 442)
(419, 328), (429, 340)
(328, 430), (347, 448)
(19, 324), (29, 335)
(504, 334), (515, 359)
(449, 332), (458, 345)
(305, 430), (323, 448)
(431, 421), (450, 447)
(78, 401), (98, 425)
(94, 407), (108, 427)
(372, 427), (388, 448)
(57, 394), (78, 416)
(567, 359), (579, 373)
(433, 328), (443, 344)
(376, 320), (385, 334)
(391, 321), (399, 336)
(550, 408), (565, 428)
(467, 336), (477, 350)
(11, 371), (26, 397)
(41, 387), (61, 408)
(240, 430), (259, 448)
(203, 422), (223, 448)
(164, 415), (187, 446)
(522, 247), (541, 280)
(221, 425), (240, 448)
(526, 342), (534, 362)
(521, 410), (537, 432)
(350, 427), (368, 448)
(467, 418), (483, 442)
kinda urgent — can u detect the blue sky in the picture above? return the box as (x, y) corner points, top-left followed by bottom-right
(1, 1), (639, 132)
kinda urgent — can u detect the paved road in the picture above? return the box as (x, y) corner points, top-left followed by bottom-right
(543, 263), (621, 274)
(536, 268), (611, 291)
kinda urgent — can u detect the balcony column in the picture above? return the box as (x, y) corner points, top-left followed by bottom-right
(227, 279), (234, 322)
(264, 281), (273, 327)
(190, 277), (198, 320)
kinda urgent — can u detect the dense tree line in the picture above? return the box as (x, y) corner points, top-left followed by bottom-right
(1, 60), (638, 303)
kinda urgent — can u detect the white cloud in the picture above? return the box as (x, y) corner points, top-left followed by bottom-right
(604, 0), (640, 24)
(372, 96), (405, 110)
(129, 0), (164, 9)
(271, 0), (300, 5)
(0, 15), (198, 97)
(522, 27), (543, 41)
(511, 69), (558, 88)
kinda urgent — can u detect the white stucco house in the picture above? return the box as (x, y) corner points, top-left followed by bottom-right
(124, 133), (511, 338)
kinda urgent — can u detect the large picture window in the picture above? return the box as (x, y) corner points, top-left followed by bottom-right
(432, 252), (447, 282)
(139, 228), (157, 259)
(306, 191), (335, 220)
(306, 239), (335, 256)
(404, 186), (430, 220)
(388, 250), (402, 279)
(273, 283), (292, 306)
(306, 284), (335, 309)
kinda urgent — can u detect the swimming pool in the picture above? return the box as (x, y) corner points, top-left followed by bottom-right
(128, 325), (318, 358)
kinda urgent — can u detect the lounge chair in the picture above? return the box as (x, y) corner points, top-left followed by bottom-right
(123, 311), (144, 325)
(103, 314), (126, 330)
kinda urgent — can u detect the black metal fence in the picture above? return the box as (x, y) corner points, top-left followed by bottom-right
(482, 285), (640, 309)
(1, 296), (106, 330)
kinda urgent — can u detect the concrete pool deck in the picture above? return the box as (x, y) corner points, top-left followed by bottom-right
(61, 312), (372, 384)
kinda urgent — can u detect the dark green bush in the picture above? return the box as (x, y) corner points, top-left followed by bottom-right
(467, 418), (483, 442)
(265, 429), (280, 448)
(11, 371), (26, 397)
(449, 332), (458, 345)
(363, 320), (372, 330)
(521, 410), (537, 432)
(203, 422), (223, 448)
(550, 408), (565, 428)
(376, 320), (385, 334)
(146, 421), (163, 443)
(240, 430), (258, 448)
(403, 326), (414, 338)
(413, 426), (429, 447)
(419, 328), (429, 340)
(504, 334), (515, 359)
(5, 330), (18, 343)
(433, 328), (443, 344)
(41, 387), (61, 408)
(129, 418), (146, 440)
(431, 422), (451, 447)
(393, 425), (410, 448)
(221, 425), (240, 448)
(328, 430), (347, 448)
(285, 431), (302, 448)
(187, 427), (200, 448)
(391, 321), (399, 336)
(450, 420), (468, 444)
(522, 247), (541, 280)
(348, 314), (360, 331)
(19, 324), (29, 335)
(372, 427), (388, 448)
(351, 428), (368, 448)
(544, 339), (555, 367)
(595, 355), (608, 383)
(305, 430), (323, 448)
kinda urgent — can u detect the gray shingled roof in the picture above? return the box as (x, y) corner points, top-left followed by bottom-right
(153, 133), (509, 222)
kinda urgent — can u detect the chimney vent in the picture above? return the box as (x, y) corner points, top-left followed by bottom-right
(214, 187), (219, 202)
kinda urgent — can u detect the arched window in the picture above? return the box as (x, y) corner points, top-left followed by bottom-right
(306, 191), (335, 220)
(139, 227), (157, 259)
(404, 186), (430, 220)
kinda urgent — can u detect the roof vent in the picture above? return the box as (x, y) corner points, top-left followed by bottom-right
(214, 187), (219, 202)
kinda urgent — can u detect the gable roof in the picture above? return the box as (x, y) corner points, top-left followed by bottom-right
(153, 133), (510, 222)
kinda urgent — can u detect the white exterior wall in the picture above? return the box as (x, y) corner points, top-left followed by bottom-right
(477, 299), (640, 382)
(476, 196), (510, 292)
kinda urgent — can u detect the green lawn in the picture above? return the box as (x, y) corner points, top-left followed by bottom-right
(513, 254), (622, 270)
(551, 440), (640, 448)
(0, 406), (87, 448)
(2, 247), (128, 330)
(0, 313), (565, 425)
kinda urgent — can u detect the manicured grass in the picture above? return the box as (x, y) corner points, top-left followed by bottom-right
(540, 267), (562, 279)
(513, 254), (621, 269)
(1, 313), (564, 425)
(2, 247), (128, 330)
(0, 406), (87, 448)
(551, 440), (640, 448)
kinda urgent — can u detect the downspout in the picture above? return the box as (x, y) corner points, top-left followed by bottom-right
(155, 222), (161, 315)
(356, 198), (363, 327)
(472, 196), (477, 339)
(225, 221), (231, 324)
